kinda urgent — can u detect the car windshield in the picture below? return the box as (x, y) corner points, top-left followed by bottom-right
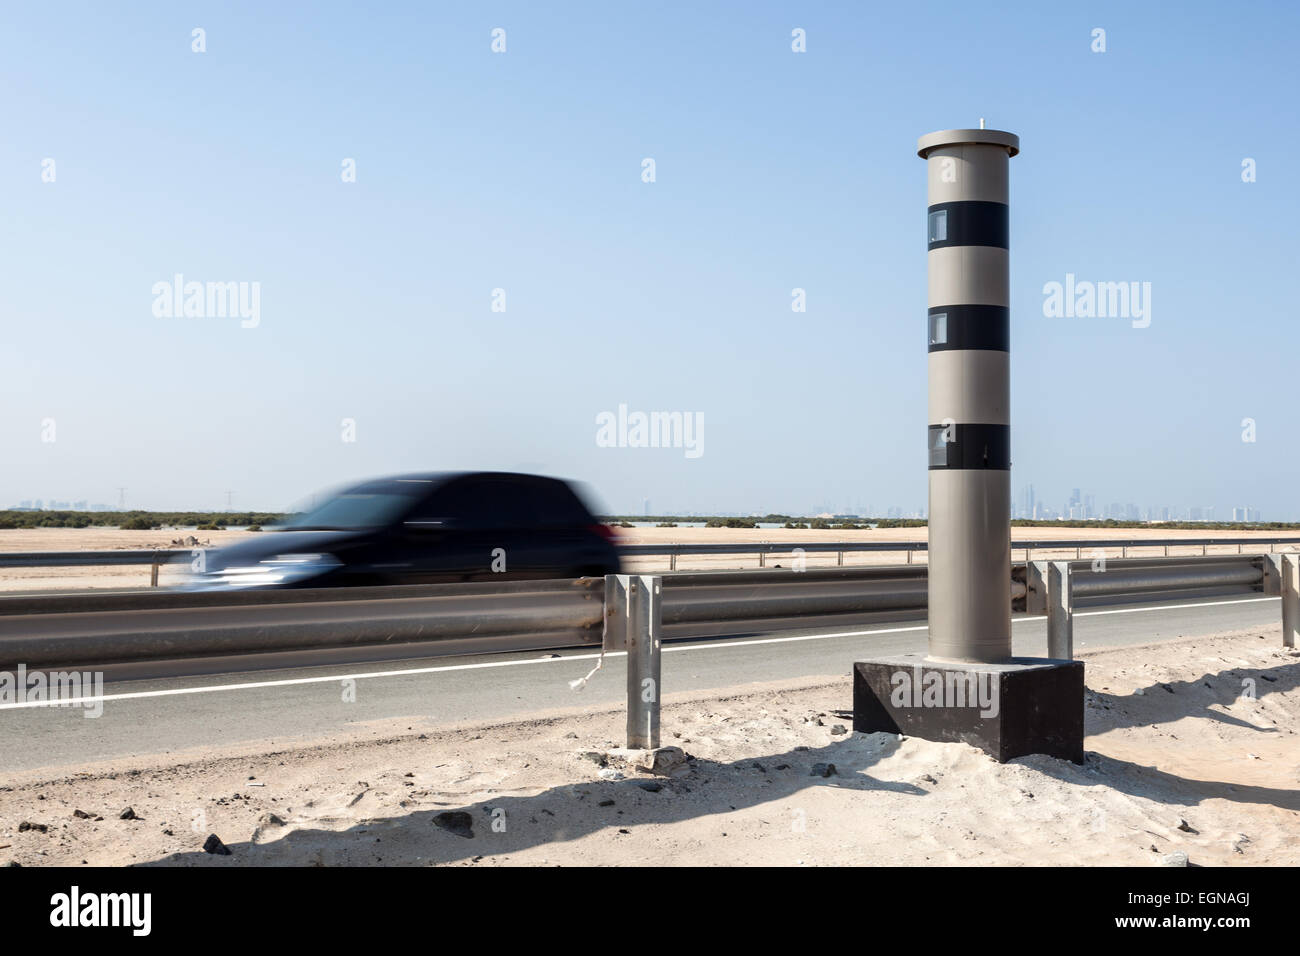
(285, 487), (424, 530)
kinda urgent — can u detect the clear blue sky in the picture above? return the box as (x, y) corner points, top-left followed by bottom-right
(2, 1), (1296, 518)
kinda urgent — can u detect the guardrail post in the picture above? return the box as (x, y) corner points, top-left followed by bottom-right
(837, 551), (844, 567)
(1284, 555), (1299, 649)
(1025, 560), (1049, 614)
(1263, 554), (1281, 596)
(759, 551), (766, 568)
(150, 561), (160, 587)
(1047, 561), (1073, 660)
(603, 574), (662, 749)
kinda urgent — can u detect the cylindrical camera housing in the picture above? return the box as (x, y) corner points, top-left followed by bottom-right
(918, 128), (1019, 663)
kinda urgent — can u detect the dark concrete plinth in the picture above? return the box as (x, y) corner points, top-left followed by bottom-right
(853, 655), (1084, 763)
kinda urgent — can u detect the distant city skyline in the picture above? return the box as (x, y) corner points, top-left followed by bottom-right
(3, 484), (1274, 524)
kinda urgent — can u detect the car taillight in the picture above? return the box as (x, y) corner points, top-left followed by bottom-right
(590, 523), (617, 543)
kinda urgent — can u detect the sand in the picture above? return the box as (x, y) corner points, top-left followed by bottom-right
(1, 627), (1296, 867)
(1, 525), (1295, 591)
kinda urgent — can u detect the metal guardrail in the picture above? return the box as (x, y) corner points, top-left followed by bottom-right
(624, 537), (1300, 568)
(0, 567), (924, 670)
(0, 549), (182, 587)
(3, 535), (1300, 581)
(1023, 555), (1269, 613)
(0, 576), (607, 669)
(1040, 553), (1295, 659)
(0, 555), (1276, 672)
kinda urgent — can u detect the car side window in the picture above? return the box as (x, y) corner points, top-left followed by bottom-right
(482, 478), (533, 529)
(409, 481), (487, 527)
(416, 478), (532, 529)
(529, 481), (587, 528)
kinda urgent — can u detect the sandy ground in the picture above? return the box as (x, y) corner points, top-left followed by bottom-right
(1, 525), (1296, 591)
(2, 628), (1296, 866)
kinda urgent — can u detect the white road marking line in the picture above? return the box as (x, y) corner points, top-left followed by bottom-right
(0, 596), (1280, 711)
(1073, 596), (1277, 617)
(663, 624), (928, 653)
(0, 652), (609, 710)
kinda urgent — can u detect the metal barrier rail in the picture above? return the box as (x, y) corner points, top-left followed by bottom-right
(0, 566), (935, 670)
(3, 535), (1300, 580)
(0, 576), (608, 669)
(1042, 553), (1296, 658)
(0, 550), (178, 568)
(624, 537), (1300, 568)
(0, 556), (1275, 671)
(1024, 555), (1268, 613)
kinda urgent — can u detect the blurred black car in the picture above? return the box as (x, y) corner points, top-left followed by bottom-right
(185, 472), (621, 589)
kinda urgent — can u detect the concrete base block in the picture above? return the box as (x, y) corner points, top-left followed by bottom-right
(852, 655), (1084, 763)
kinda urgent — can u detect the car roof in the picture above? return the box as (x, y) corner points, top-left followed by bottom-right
(348, 471), (572, 491)
(385, 471), (566, 483)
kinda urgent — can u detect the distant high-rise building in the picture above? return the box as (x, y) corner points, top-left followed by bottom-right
(1016, 484), (1037, 520)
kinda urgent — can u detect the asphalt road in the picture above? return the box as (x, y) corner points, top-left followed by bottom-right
(0, 594), (1280, 773)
